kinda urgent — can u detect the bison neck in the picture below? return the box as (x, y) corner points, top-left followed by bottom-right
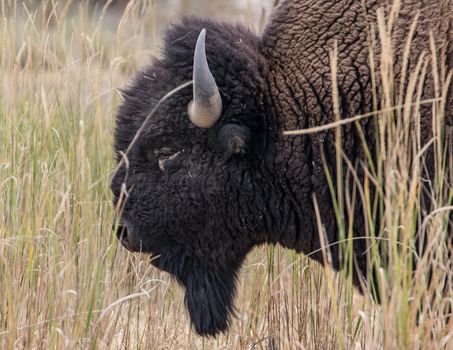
(258, 0), (452, 282)
(258, 0), (384, 277)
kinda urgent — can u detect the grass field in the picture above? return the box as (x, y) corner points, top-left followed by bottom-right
(0, 0), (452, 349)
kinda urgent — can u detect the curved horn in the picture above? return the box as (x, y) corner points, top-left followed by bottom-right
(188, 29), (222, 128)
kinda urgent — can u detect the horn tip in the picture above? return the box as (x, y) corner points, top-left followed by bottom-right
(198, 28), (207, 41)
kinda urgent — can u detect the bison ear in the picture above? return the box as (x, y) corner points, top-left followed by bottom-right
(218, 124), (250, 156)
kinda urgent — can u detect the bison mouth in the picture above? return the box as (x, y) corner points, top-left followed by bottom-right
(113, 220), (161, 254)
(149, 248), (241, 336)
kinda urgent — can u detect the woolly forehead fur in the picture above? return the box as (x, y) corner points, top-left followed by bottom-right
(114, 17), (268, 157)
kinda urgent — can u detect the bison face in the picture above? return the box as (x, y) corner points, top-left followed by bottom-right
(111, 18), (269, 336)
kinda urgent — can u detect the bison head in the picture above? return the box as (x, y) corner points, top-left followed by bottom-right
(111, 18), (270, 336)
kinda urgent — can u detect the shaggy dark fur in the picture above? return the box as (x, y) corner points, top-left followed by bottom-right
(111, 0), (452, 336)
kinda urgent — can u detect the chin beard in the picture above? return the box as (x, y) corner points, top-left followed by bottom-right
(151, 249), (242, 336)
(183, 263), (240, 336)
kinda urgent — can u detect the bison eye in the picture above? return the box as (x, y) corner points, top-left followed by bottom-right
(152, 147), (182, 172)
(153, 147), (176, 158)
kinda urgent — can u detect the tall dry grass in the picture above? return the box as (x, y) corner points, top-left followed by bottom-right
(0, 0), (451, 349)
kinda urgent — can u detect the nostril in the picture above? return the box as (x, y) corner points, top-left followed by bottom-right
(114, 224), (129, 245)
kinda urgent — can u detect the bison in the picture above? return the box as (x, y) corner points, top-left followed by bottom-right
(111, 0), (452, 336)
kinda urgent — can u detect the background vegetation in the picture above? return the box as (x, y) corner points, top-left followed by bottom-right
(0, 0), (451, 349)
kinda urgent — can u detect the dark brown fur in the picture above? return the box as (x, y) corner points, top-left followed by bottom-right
(261, 0), (452, 284)
(111, 0), (452, 336)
